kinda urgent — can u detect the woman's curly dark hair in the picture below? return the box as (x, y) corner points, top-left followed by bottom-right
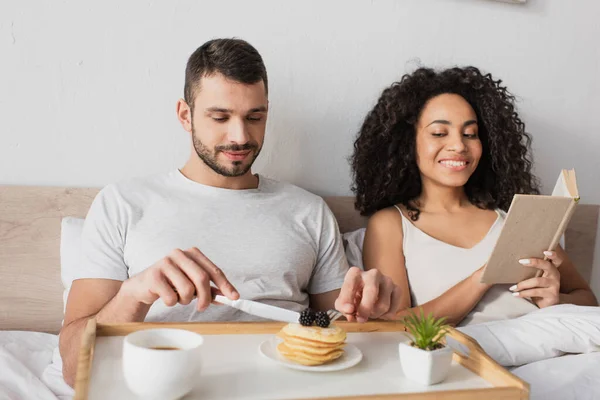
(351, 66), (540, 219)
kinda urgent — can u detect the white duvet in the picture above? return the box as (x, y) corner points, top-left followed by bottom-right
(0, 331), (72, 400)
(458, 304), (600, 400)
(1, 305), (599, 400)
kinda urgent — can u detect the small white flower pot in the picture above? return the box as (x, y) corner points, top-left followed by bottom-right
(399, 341), (453, 385)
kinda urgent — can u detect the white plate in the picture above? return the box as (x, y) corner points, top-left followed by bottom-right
(259, 337), (363, 372)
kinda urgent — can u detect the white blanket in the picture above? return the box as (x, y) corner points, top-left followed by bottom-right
(0, 331), (72, 400)
(512, 352), (600, 400)
(457, 304), (600, 400)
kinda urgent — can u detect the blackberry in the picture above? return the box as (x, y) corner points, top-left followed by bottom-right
(299, 308), (316, 326)
(314, 311), (330, 328)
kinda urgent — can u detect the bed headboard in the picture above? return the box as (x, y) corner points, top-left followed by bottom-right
(0, 187), (97, 333)
(0, 185), (597, 334)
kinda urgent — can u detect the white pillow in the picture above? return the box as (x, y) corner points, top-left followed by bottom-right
(60, 217), (85, 313)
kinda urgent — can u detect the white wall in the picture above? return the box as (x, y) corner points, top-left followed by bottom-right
(1, 0), (600, 291)
(1, 0), (599, 199)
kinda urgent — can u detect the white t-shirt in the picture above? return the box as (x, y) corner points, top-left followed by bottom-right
(75, 170), (349, 322)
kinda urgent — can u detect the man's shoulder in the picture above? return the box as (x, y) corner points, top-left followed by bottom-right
(115, 170), (175, 190)
(96, 171), (176, 204)
(262, 176), (326, 208)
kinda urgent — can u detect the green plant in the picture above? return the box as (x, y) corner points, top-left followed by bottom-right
(402, 309), (449, 351)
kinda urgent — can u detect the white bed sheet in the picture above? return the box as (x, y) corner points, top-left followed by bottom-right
(457, 304), (600, 400)
(0, 331), (73, 400)
(512, 352), (600, 400)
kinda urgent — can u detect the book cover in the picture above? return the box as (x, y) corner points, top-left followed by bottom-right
(480, 169), (579, 284)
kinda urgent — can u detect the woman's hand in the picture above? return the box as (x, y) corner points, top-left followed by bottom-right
(510, 251), (562, 308)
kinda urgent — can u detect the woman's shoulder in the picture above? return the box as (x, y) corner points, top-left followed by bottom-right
(366, 205), (404, 233)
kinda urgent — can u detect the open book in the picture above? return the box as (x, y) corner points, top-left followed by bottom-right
(480, 169), (579, 284)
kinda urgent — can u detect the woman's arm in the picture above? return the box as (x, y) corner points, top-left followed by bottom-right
(395, 267), (490, 326)
(362, 207), (492, 326)
(362, 208), (411, 310)
(555, 246), (598, 306)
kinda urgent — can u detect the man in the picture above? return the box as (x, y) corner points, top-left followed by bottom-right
(59, 38), (403, 386)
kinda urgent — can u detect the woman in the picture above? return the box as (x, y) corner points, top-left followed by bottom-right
(351, 67), (597, 326)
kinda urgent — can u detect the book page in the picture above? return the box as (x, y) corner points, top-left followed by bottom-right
(565, 169), (579, 199)
(551, 170), (570, 197)
(551, 169), (578, 199)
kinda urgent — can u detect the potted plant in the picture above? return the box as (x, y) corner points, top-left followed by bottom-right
(399, 309), (453, 385)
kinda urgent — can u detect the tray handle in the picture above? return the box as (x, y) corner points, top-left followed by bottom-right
(446, 327), (529, 399)
(73, 318), (97, 400)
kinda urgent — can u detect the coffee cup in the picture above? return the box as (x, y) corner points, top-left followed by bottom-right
(122, 328), (204, 399)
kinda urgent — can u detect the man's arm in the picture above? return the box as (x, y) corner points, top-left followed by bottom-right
(59, 248), (239, 387)
(59, 278), (150, 387)
(309, 289), (340, 312)
(60, 187), (240, 386)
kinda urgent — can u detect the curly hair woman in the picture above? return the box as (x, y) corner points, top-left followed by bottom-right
(351, 66), (597, 326)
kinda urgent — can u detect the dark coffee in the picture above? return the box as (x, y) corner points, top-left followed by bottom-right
(150, 346), (180, 350)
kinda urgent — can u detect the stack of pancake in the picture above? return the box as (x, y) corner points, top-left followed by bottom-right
(276, 323), (346, 366)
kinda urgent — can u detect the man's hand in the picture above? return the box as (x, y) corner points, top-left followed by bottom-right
(334, 267), (403, 322)
(120, 247), (239, 311)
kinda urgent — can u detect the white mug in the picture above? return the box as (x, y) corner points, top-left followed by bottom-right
(122, 328), (204, 399)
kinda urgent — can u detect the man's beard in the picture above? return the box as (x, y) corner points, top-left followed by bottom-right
(192, 126), (261, 178)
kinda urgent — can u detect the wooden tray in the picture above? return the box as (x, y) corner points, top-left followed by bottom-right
(74, 319), (529, 400)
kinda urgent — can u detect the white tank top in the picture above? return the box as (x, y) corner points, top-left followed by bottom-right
(393, 205), (538, 326)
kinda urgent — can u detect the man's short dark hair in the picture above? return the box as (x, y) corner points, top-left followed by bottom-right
(184, 38), (268, 109)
